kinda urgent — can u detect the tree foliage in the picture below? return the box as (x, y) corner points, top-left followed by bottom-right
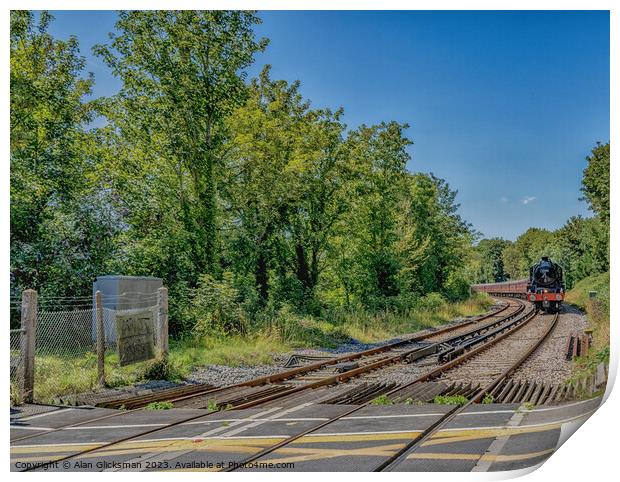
(10, 11), (609, 337)
(469, 238), (512, 283)
(10, 11), (118, 298)
(93, 10), (268, 276)
(581, 142), (610, 221)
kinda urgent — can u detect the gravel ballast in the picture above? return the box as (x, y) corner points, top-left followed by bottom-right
(74, 301), (586, 401)
(438, 305), (587, 386)
(509, 304), (587, 383)
(187, 364), (285, 386)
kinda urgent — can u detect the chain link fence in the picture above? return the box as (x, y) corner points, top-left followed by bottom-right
(10, 300), (23, 405)
(11, 290), (166, 406)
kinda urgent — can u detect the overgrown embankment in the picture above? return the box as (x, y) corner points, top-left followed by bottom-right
(166, 292), (494, 377)
(565, 271), (610, 382)
(19, 293), (493, 404)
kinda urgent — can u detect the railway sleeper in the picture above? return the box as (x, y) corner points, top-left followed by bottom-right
(95, 384), (216, 409)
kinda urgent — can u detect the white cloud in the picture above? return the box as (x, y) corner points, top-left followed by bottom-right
(522, 196), (536, 205)
(499, 196), (509, 203)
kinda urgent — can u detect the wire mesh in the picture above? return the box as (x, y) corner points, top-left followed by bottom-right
(10, 300), (24, 405)
(30, 294), (160, 405)
(10, 328), (23, 405)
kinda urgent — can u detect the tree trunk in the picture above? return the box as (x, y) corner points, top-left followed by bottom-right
(255, 252), (269, 303)
(295, 243), (311, 290)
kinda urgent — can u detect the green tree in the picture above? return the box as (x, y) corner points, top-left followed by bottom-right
(581, 142), (610, 221)
(223, 67), (309, 303)
(398, 173), (474, 298)
(94, 11), (268, 276)
(501, 228), (554, 279)
(553, 216), (608, 288)
(344, 122), (411, 306)
(472, 238), (512, 283)
(10, 11), (115, 298)
(281, 105), (349, 303)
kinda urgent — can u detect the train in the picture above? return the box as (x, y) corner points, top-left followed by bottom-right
(471, 256), (564, 313)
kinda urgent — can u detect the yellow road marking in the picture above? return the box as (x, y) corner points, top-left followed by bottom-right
(74, 438), (286, 459)
(483, 448), (555, 462)
(408, 452), (481, 461)
(294, 431), (421, 443)
(9, 424), (557, 466)
(423, 424), (560, 446)
(246, 443), (406, 466)
(407, 448), (555, 462)
(10, 454), (70, 464)
(10, 438), (284, 463)
(11, 443), (103, 454)
(73, 433), (419, 459)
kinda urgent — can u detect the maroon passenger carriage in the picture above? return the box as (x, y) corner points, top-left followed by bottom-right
(471, 279), (529, 299)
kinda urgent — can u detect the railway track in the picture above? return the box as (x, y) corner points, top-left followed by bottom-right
(19, 296), (565, 473)
(12, 299), (516, 452)
(160, 298), (526, 410)
(222, 307), (559, 472)
(91, 298), (519, 411)
(376, 309), (560, 471)
(438, 312), (558, 385)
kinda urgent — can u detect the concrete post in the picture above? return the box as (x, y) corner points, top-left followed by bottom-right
(19, 289), (37, 403)
(157, 287), (169, 357)
(95, 290), (105, 387)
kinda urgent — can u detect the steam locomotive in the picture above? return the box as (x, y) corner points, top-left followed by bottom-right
(527, 256), (564, 313)
(470, 256), (564, 313)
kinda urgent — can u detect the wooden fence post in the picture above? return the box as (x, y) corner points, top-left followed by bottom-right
(157, 287), (169, 357)
(96, 290), (105, 387)
(19, 289), (37, 403)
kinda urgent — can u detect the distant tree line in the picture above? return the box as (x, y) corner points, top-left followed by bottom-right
(10, 11), (609, 335)
(468, 142), (610, 289)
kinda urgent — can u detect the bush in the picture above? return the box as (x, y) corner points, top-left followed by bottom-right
(191, 272), (248, 336)
(443, 272), (471, 301)
(371, 394), (394, 405)
(141, 356), (185, 382)
(264, 304), (351, 347)
(418, 292), (446, 310)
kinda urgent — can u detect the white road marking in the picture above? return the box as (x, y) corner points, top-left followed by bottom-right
(13, 408), (74, 421)
(472, 404), (526, 471)
(66, 423), (167, 430)
(104, 406), (284, 471)
(10, 426), (54, 431)
(222, 403), (314, 437)
(306, 429), (421, 437)
(437, 408), (598, 433)
(528, 398), (601, 412)
(343, 413), (445, 420)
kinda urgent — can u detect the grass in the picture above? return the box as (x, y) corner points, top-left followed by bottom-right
(10, 381), (21, 406)
(30, 350), (145, 402)
(333, 293), (493, 344)
(22, 293), (493, 405)
(169, 333), (289, 370)
(370, 394), (394, 405)
(433, 395), (469, 405)
(564, 271), (610, 385)
(146, 401), (174, 410)
(205, 399), (233, 411)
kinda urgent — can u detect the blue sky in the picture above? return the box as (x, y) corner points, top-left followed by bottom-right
(47, 10), (610, 241)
